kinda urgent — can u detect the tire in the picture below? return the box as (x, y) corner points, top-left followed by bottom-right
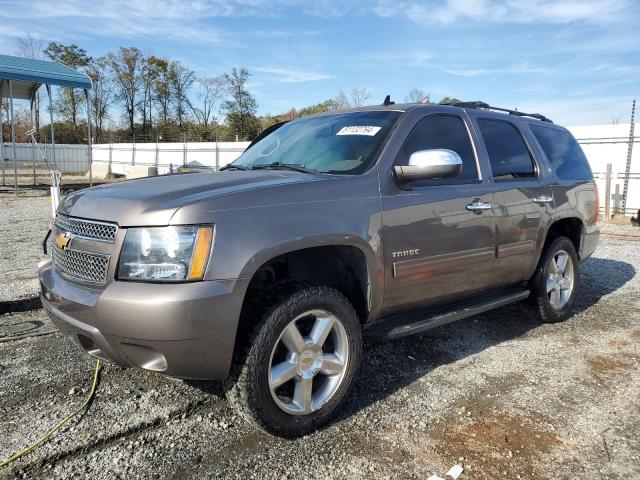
(224, 284), (362, 437)
(530, 236), (579, 323)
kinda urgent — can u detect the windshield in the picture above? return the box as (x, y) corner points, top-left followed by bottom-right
(231, 110), (402, 174)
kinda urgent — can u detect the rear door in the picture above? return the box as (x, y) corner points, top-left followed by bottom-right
(380, 111), (498, 315)
(471, 115), (554, 285)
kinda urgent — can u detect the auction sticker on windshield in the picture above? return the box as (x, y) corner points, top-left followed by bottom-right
(336, 126), (382, 136)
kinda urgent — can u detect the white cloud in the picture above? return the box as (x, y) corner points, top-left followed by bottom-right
(364, 50), (432, 66)
(254, 67), (334, 82)
(374, 0), (630, 25)
(441, 61), (551, 76)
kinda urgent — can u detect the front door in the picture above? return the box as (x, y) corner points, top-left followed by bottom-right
(380, 112), (497, 315)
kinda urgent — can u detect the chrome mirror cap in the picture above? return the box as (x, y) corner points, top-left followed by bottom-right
(394, 149), (463, 183)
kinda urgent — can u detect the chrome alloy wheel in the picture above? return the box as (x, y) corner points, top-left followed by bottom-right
(547, 249), (574, 309)
(268, 309), (349, 415)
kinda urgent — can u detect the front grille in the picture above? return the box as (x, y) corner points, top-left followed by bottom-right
(54, 214), (118, 243)
(51, 244), (110, 285)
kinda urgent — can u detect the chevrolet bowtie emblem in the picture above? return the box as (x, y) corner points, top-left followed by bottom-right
(55, 232), (71, 250)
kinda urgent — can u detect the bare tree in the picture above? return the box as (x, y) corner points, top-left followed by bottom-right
(170, 61), (195, 131)
(139, 56), (164, 135)
(16, 35), (43, 59)
(192, 76), (226, 127)
(85, 56), (113, 142)
(107, 47), (143, 135)
(333, 91), (350, 110)
(349, 87), (370, 107)
(405, 88), (430, 103)
(16, 35), (45, 137)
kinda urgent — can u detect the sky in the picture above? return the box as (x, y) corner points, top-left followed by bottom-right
(0, 0), (639, 126)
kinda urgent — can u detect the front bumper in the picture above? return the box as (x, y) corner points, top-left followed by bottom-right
(38, 258), (247, 380)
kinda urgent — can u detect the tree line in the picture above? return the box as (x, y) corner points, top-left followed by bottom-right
(3, 36), (460, 144)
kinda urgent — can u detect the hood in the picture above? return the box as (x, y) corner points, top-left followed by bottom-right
(58, 170), (321, 226)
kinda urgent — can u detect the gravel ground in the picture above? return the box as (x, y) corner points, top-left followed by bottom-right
(0, 189), (51, 302)
(0, 192), (639, 479)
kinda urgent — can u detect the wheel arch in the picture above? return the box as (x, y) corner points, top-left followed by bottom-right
(542, 216), (584, 259)
(238, 237), (377, 325)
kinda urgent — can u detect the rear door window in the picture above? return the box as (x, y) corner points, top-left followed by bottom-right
(477, 119), (536, 181)
(397, 114), (479, 184)
(530, 125), (592, 180)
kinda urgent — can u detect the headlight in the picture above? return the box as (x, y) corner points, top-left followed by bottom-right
(118, 225), (214, 282)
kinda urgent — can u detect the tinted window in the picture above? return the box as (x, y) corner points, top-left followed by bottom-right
(233, 111), (401, 175)
(531, 125), (592, 180)
(478, 119), (535, 181)
(398, 114), (478, 182)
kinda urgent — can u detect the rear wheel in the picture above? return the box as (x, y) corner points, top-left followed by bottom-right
(531, 236), (579, 323)
(224, 284), (362, 437)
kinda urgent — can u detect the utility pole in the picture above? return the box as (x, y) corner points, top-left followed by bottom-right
(620, 99), (635, 215)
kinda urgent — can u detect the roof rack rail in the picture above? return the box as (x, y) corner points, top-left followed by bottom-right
(452, 100), (553, 123)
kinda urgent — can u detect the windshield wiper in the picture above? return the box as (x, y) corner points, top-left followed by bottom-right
(219, 164), (250, 171)
(251, 162), (317, 174)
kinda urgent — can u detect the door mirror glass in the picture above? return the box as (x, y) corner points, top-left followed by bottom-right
(394, 149), (463, 183)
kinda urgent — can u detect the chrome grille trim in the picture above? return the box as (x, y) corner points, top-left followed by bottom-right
(51, 244), (110, 285)
(54, 214), (118, 243)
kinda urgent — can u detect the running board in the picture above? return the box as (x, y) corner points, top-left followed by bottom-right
(365, 287), (531, 339)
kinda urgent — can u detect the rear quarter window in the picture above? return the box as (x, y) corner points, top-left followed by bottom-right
(530, 125), (593, 180)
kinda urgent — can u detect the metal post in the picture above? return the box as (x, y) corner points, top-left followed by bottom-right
(30, 94), (37, 186)
(85, 89), (93, 187)
(8, 80), (17, 194)
(605, 163), (612, 221)
(108, 137), (113, 176)
(215, 140), (219, 172)
(0, 82), (4, 186)
(620, 99), (635, 216)
(155, 133), (159, 173)
(183, 133), (187, 168)
(46, 84), (57, 172)
(46, 84), (60, 216)
(132, 133), (136, 166)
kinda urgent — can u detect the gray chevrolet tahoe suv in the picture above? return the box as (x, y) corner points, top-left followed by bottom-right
(38, 100), (599, 437)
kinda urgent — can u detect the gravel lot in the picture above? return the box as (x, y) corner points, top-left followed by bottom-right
(1, 191), (639, 479)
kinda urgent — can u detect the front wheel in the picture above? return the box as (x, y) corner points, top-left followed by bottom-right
(224, 284), (362, 437)
(531, 236), (579, 323)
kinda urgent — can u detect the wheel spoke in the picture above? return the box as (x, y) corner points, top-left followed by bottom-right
(556, 253), (568, 273)
(281, 322), (306, 354)
(293, 377), (313, 413)
(320, 353), (344, 376)
(310, 315), (334, 346)
(560, 277), (572, 290)
(550, 288), (561, 307)
(549, 258), (558, 274)
(546, 275), (556, 293)
(270, 360), (298, 388)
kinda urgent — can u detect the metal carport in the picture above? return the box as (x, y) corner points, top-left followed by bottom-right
(0, 54), (92, 199)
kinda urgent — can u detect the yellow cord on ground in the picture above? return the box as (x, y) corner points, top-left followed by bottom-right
(0, 359), (102, 469)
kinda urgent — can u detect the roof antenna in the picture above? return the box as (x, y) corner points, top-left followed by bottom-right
(382, 95), (395, 106)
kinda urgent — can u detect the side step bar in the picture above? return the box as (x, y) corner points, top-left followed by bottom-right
(365, 287), (531, 339)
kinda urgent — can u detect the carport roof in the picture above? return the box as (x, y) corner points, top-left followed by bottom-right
(0, 54), (92, 100)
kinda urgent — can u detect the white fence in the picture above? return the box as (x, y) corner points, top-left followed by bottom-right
(567, 124), (639, 216)
(92, 141), (250, 175)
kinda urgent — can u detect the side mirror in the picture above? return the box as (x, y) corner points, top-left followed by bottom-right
(394, 149), (463, 183)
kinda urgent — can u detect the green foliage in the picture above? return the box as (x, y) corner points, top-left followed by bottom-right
(438, 96), (462, 105)
(44, 42), (92, 125)
(298, 100), (336, 117)
(221, 68), (258, 140)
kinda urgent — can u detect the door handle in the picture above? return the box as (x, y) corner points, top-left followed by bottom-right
(466, 201), (492, 212)
(533, 195), (553, 204)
